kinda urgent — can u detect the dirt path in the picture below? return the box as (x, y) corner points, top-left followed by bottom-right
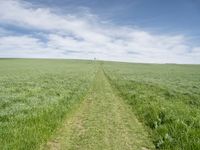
(42, 68), (154, 150)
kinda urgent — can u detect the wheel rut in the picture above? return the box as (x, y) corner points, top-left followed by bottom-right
(42, 68), (154, 150)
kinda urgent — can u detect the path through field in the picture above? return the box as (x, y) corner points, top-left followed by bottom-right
(42, 68), (154, 150)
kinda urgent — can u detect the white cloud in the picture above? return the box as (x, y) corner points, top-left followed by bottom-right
(0, 0), (199, 63)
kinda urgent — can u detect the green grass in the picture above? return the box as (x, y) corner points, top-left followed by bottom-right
(0, 59), (96, 150)
(1, 59), (200, 150)
(103, 62), (200, 149)
(42, 68), (154, 150)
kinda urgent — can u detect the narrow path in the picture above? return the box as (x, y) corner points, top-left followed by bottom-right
(42, 68), (154, 150)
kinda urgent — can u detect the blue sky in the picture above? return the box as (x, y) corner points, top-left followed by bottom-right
(0, 0), (200, 63)
(33, 0), (200, 33)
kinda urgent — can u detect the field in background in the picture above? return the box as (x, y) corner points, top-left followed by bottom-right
(103, 62), (200, 149)
(0, 59), (200, 149)
(0, 59), (96, 149)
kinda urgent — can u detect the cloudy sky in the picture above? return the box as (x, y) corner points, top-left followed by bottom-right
(0, 0), (200, 63)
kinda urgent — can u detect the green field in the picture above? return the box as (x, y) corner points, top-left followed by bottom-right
(103, 62), (200, 149)
(0, 59), (200, 149)
(0, 59), (96, 150)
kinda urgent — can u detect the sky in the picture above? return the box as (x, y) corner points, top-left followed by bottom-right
(0, 0), (200, 63)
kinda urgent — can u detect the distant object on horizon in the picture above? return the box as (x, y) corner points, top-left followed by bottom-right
(165, 63), (177, 65)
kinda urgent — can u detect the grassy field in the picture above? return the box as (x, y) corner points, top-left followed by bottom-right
(0, 59), (96, 150)
(0, 59), (200, 149)
(42, 68), (154, 150)
(103, 62), (200, 149)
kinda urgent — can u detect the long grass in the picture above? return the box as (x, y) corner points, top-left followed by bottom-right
(1, 59), (199, 149)
(0, 59), (96, 150)
(103, 62), (200, 149)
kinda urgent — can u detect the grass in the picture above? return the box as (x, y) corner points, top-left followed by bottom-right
(0, 59), (200, 149)
(42, 68), (154, 150)
(0, 59), (96, 150)
(103, 62), (200, 149)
